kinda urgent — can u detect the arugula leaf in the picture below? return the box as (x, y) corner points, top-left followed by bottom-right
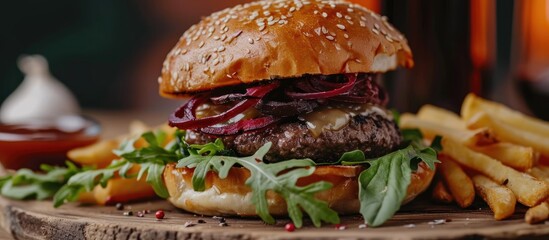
(354, 146), (414, 227)
(340, 128), (441, 227)
(177, 142), (339, 228)
(0, 161), (84, 201)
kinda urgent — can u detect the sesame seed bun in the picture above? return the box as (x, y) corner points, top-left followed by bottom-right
(163, 162), (434, 216)
(159, 0), (413, 97)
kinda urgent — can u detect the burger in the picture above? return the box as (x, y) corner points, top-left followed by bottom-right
(158, 0), (436, 227)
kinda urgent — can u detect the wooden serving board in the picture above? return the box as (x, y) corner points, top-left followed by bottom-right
(1, 196), (548, 240)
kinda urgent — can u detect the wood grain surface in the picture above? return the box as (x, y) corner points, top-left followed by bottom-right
(1, 195), (548, 240)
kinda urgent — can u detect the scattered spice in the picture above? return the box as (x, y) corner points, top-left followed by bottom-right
(184, 221), (196, 228)
(219, 222), (229, 227)
(155, 210), (165, 220)
(123, 211), (133, 216)
(115, 203), (124, 211)
(136, 211), (144, 218)
(403, 224), (416, 228)
(197, 219), (206, 224)
(428, 219), (447, 225)
(284, 223), (295, 232)
(358, 224), (367, 229)
(144, 209), (151, 214)
(337, 225), (346, 230)
(213, 216), (226, 223)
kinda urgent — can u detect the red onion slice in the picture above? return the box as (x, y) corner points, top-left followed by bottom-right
(169, 83), (278, 129)
(285, 74), (357, 100)
(200, 116), (280, 135)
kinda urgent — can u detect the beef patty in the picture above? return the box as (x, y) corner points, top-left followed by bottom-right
(185, 112), (402, 163)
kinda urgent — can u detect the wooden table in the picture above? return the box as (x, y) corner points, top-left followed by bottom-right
(1, 195), (549, 239)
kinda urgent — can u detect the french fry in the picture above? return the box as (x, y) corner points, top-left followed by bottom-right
(525, 201), (549, 224)
(529, 166), (549, 183)
(417, 104), (467, 130)
(432, 179), (454, 203)
(92, 177), (156, 205)
(400, 114), (496, 146)
(441, 137), (549, 207)
(67, 139), (120, 168)
(467, 112), (549, 157)
(461, 93), (549, 136)
(438, 155), (475, 208)
(472, 143), (535, 171)
(471, 174), (516, 220)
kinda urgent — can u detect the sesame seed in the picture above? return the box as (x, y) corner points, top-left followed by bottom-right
(212, 59), (219, 65)
(213, 36), (220, 40)
(381, 16), (388, 21)
(248, 38), (254, 44)
(326, 35), (335, 41)
(322, 12), (328, 18)
(330, 31), (336, 36)
(264, 11), (271, 16)
(355, 59), (362, 63)
(217, 46), (225, 52)
(314, 10), (318, 14)
(359, 21), (366, 27)
(321, 26), (328, 34)
(374, 23), (380, 29)
(246, 48), (251, 54)
(259, 25), (266, 31)
(347, 20), (354, 25)
(345, 15), (352, 20)
(221, 34), (227, 41)
(344, 33), (349, 39)
(203, 67), (209, 73)
(227, 74), (233, 78)
(372, 28), (380, 35)
(199, 41), (205, 48)
(314, 27), (321, 36)
(385, 35), (393, 42)
(182, 49), (188, 54)
(381, 29), (387, 35)
(360, 16), (367, 21)
(290, 7), (296, 12)
(336, 24), (346, 30)
(184, 63), (190, 71)
(336, 12), (343, 18)
(347, 8), (354, 12)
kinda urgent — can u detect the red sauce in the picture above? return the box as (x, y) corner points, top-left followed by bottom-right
(0, 117), (100, 170)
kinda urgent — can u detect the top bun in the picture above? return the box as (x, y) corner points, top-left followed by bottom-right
(159, 0), (413, 97)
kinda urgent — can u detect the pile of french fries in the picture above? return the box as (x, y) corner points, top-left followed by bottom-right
(401, 93), (549, 223)
(67, 121), (175, 205)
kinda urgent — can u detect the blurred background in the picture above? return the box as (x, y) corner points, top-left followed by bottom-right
(1, 0), (548, 119)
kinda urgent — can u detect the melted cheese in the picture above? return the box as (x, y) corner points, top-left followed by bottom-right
(300, 103), (391, 137)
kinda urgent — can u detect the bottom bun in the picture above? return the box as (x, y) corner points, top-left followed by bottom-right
(163, 161), (434, 216)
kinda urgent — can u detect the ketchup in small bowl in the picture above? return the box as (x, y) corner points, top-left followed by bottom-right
(0, 115), (100, 170)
